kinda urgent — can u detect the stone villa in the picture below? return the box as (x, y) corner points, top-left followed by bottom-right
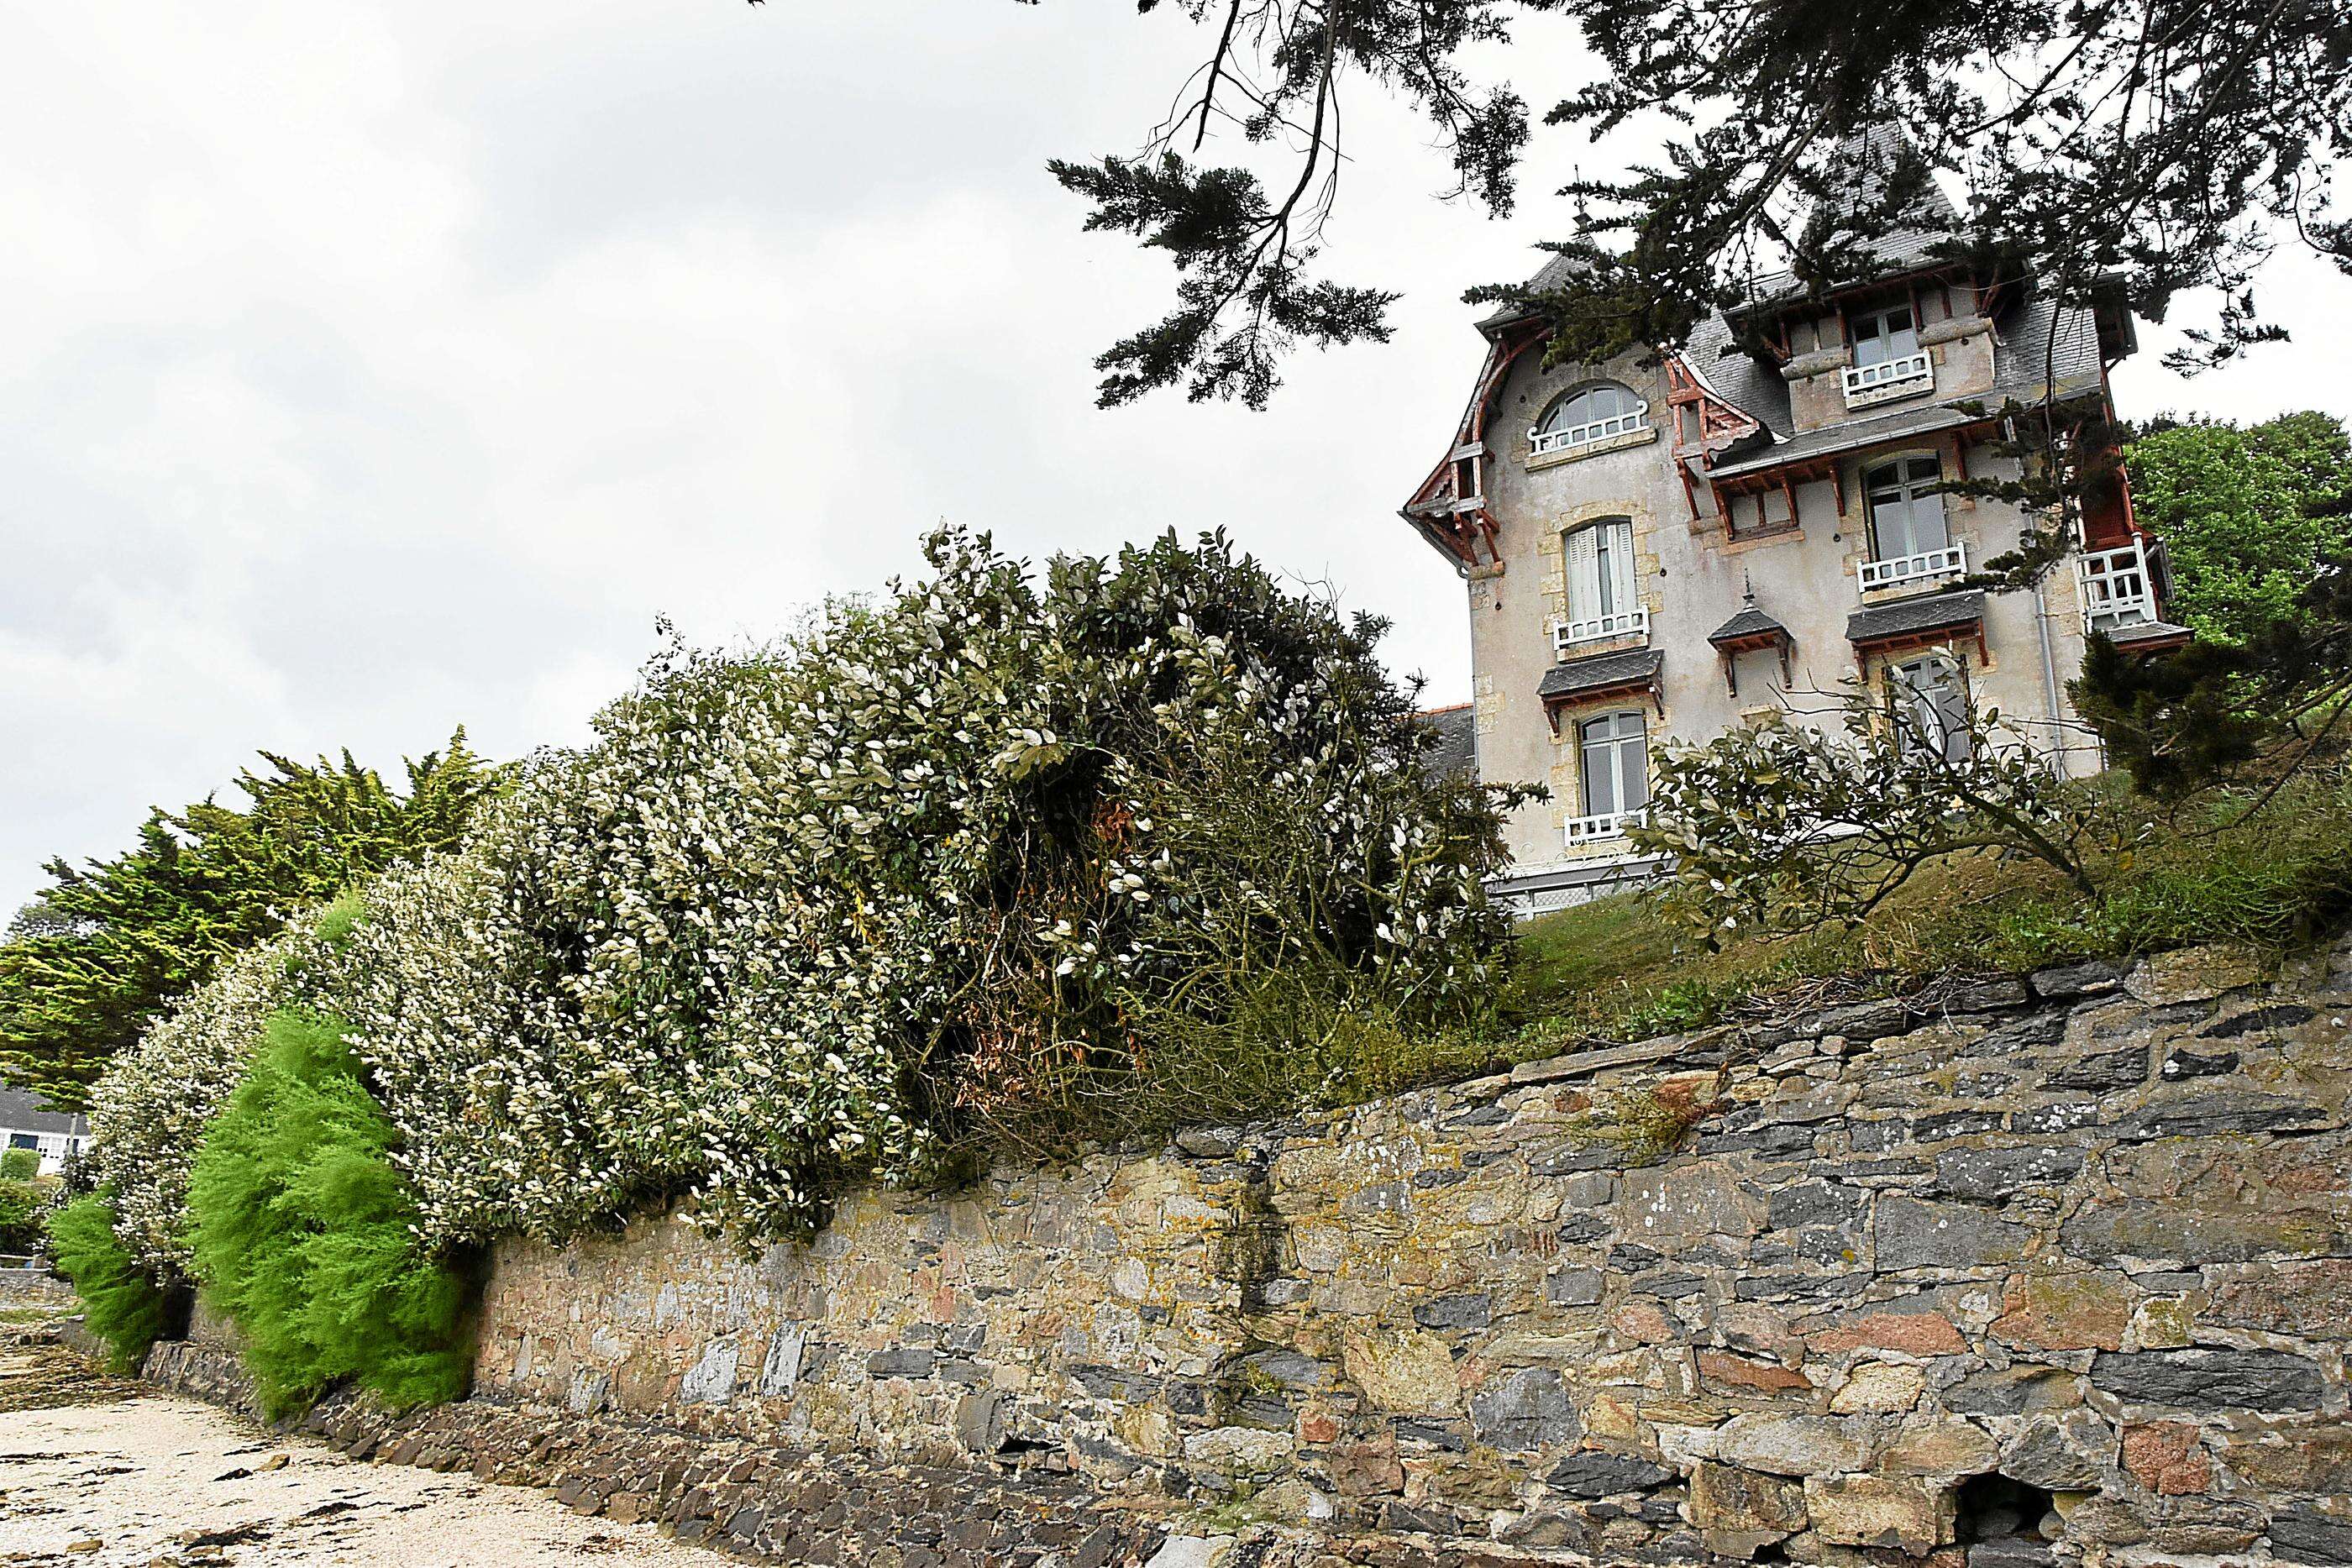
(1404, 131), (2188, 915)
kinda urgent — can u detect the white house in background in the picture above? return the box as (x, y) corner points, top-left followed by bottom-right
(1401, 128), (2188, 917)
(0, 1085), (91, 1176)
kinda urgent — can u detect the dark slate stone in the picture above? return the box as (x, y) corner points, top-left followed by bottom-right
(1545, 1452), (1677, 1497)
(1874, 1195), (2033, 1270)
(2272, 1507), (2352, 1565)
(1238, 1348), (1339, 1392)
(2160, 1047), (2241, 1079)
(1378, 1501), (1459, 1536)
(1632, 1272), (1707, 1300)
(1468, 1368), (1579, 1452)
(1797, 1228), (1864, 1265)
(1609, 1244), (1667, 1272)
(2045, 1047), (2148, 1092)
(1698, 1120), (1821, 1157)
(867, 1347), (937, 1378)
(2028, 960), (2125, 999)
(1412, 1167), (1468, 1190)
(1849, 1118), (1908, 1152)
(2012, 1099), (2102, 1133)
(1392, 1418), (1468, 1452)
(1915, 1109), (2008, 1142)
(1735, 1272), (1871, 1303)
(1945, 1366), (2086, 1417)
(2203, 1003), (2316, 1039)
(1546, 1267), (1605, 1308)
(1963, 1010), (2071, 1056)
(1769, 1181), (1867, 1230)
(2089, 1348), (2327, 1412)
(1556, 1214), (1611, 1245)
(1413, 1293), (1493, 1330)
(1931, 1144), (2087, 1202)
(2120, 1089), (2331, 1141)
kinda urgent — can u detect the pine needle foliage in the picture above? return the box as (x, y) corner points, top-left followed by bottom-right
(45, 1193), (178, 1372)
(186, 1009), (474, 1419)
(0, 734), (500, 1106)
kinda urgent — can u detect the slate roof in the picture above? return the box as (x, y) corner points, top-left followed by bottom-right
(1537, 648), (1664, 703)
(1416, 704), (1478, 782)
(1709, 600), (1792, 645)
(0, 1085), (87, 1137)
(1845, 589), (1987, 646)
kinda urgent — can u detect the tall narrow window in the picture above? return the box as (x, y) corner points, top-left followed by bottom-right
(1850, 305), (1920, 367)
(1865, 458), (1950, 561)
(1565, 518), (1638, 630)
(1892, 655), (1972, 763)
(1532, 382), (1648, 454)
(1578, 711), (1651, 819)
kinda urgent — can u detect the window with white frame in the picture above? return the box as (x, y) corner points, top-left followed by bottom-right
(1849, 305), (1921, 367)
(1865, 457), (1952, 560)
(1579, 711), (1651, 820)
(1560, 518), (1643, 645)
(1891, 654), (1973, 764)
(1531, 382), (1647, 455)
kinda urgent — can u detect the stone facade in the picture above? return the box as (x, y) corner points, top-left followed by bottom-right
(416, 939), (2352, 1566)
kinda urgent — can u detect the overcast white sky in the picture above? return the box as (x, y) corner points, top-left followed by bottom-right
(3, 1), (2346, 916)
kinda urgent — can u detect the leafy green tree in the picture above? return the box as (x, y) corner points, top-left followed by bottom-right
(2124, 412), (2352, 645)
(186, 1009), (474, 1419)
(819, 2), (2352, 404)
(0, 734), (499, 1106)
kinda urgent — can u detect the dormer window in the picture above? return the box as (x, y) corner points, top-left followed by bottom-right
(1844, 305), (1934, 406)
(1530, 382), (1649, 457)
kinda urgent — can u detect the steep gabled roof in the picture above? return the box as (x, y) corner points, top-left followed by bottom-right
(0, 1085), (87, 1136)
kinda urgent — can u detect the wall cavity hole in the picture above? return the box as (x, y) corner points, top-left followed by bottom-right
(1956, 1473), (2055, 1543)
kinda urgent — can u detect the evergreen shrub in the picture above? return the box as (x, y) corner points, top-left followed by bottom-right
(45, 1193), (176, 1371)
(0, 1146), (36, 1180)
(186, 1009), (474, 1419)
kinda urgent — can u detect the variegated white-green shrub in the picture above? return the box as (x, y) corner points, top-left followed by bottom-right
(88, 527), (1525, 1260)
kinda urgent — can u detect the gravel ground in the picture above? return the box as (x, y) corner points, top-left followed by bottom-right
(0, 1340), (730, 1566)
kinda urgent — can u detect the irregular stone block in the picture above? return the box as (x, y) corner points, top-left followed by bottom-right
(759, 1324), (806, 1395)
(1543, 1450), (1677, 1497)
(1932, 1144), (2086, 1202)
(1688, 1460), (1805, 1548)
(1545, 1266), (1604, 1307)
(1999, 1408), (2113, 1491)
(1945, 1366), (2085, 1417)
(1768, 1181), (1867, 1231)
(2122, 1420), (2213, 1496)
(1696, 1350), (1810, 1395)
(680, 1339), (739, 1404)
(1803, 1472), (1953, 1554)
(1713, 1414), (1877, 1477)
(1410, 1293), (1491, 1330)
(1341, 1327), (1460, 1415)
(2063, 1199), (2349, 1265)
(2120, 1088), (2331, 1141)
(2202, 1002), (2317, 1039)
(1808, 1300), (1968, 1356)
(1467, 1368), (1577, 1452)
(2271, 1505), (2352, 1565)
(2089, 1347), (2326, 1412)
(1875, 1196), (2034, 1271)
(1882, 1415), (1998, 1477)
(866, 1345), (936, 1379)
(1829, 1361), (1925, 1415)
(2220, 1425), (2352, 1494)
(2127, 945), (2265, 1005)
(2044, 1046), (2149, 1092)
(1988, 1269), (2136, 1352)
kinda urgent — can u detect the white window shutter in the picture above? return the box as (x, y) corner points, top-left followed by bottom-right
(1605, 522), (1636, 617)
(1566, 527), (1601, 622)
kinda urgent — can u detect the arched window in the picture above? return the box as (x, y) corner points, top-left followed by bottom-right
(1578, 711), (1651, 821)
(1531, 382), (1647, 455)
(1864, 456), (1951, 563)
(1891, 654), (1972, 763)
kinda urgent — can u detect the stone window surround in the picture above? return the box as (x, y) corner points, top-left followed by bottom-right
(1551, 701), (1658, 854)
(1850, 442), (1975, 602)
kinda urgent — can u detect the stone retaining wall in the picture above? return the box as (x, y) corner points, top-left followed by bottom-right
(166, 940), (2352, 1565)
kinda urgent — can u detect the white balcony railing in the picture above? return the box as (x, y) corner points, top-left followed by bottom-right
(1553, 606), (1651, 653)
(1566, 807), (1647, 845)
(1842, 351), (1934, 408)
(1530, 404), (1650, 457)
(2076, 538), (2158, 635)
(1858, 541), (1967, 593)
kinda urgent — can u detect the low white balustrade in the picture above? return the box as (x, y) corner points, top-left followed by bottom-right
(1530, 405), (1649, 456)
(1858, 542), (1967, 592)
(1553, 607), (1650, 652)
(1843, 351), (1934, 407)
(1566, 807), (1646, 845)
